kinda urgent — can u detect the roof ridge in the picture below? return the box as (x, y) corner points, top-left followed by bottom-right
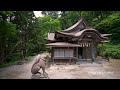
(63, 17), (84, 32)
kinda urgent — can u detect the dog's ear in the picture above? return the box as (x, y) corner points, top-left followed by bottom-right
(40, 57), (45, 61)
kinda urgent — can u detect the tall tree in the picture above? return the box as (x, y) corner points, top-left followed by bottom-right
(38, 16), (61, 37)
(0, 11), (16, 64)
(59, 11), (82, 29)
(95, 12), (120, 44)
(12, 11), (36, 63)
(59, 11), (115, 29)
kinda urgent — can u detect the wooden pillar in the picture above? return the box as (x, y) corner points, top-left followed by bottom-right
(69, 59), (71, 65)
(91, 43), (95, 62)
(102, 43), (103, 59)
(51, 47), (54, 64)
(82, 45), (85, 59)
(68, 47), (71, 64)
(85, 46), (87, 60)
(76, 47), (78, 60)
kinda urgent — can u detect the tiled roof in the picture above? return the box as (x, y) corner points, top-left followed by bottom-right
(46, 17), (111, 42)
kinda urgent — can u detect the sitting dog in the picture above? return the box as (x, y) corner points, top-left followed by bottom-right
(31, 55), (48, 77)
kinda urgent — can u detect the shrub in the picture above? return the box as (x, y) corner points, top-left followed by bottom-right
(97, 43), (120, 59)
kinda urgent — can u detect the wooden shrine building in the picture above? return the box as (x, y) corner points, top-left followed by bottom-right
(45, 17), (111, 64)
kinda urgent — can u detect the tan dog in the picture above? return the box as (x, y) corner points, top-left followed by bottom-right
(31, 55), (48, 77)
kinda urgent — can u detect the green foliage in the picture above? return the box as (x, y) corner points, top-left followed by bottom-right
(38, 16), (61, 37)
(25, 16), (62, 56)
(0, 20), (16, 38)
(59, 11), (81, 29)
(95, 12), (120, 44)
(11, 11), (37, 58)
(97, 44), (120, 59)
(0, 11), (17, 65)
(0, 54), (31, 68)
(59, 11), (114, 29)
(5, 52), (21, 63)
(0, 11), (120, 66)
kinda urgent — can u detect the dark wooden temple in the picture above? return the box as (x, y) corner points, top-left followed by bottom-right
(45, 17), (111, 64)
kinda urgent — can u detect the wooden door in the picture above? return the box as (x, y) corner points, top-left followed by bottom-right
(81, 44), (92, 60)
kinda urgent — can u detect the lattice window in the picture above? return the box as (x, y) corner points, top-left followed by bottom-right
(54, 48), (74, 57)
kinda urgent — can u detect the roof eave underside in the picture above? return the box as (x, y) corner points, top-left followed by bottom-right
(46, 42), (81, 47)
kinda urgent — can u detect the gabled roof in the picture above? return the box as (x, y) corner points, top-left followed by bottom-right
(46, 17), (111, 42)
(74, 28), (95, 37)
(55, 31), (75, 36)
(74, 29), (107, 39)
(63, 17), (87, 33)
(55, 27), (96, 37)
(55, 28), (107, 41)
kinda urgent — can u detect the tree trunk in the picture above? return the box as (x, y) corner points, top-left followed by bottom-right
(20, 32), (25, 64)
(0, 39), (5, 65)
(21, 29), (27, 63)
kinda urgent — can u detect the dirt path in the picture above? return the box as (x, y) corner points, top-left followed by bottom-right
(0, 52), (120, 79)
(0, 53), (49, 79)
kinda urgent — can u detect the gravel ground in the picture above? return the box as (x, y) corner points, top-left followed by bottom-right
(0, 52), (120, 79)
